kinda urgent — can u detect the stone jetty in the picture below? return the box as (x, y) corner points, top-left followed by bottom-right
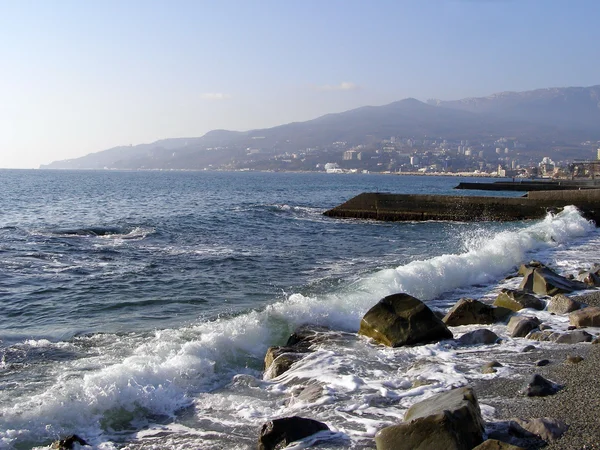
(323, 189), (600, 224)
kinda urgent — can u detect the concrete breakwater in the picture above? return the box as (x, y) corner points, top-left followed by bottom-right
(324, 190), (600, 224)
(455, 180), (600, 192)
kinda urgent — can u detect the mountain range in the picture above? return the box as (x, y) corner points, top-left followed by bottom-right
(41, 85), (600, 170)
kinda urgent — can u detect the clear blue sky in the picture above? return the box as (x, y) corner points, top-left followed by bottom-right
(1, 0), (598, 168)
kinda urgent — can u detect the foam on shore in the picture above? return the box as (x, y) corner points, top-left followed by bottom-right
(1, 207), (597, 449)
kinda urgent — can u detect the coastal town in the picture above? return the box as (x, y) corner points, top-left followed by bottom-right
(237, 136), (600, 178)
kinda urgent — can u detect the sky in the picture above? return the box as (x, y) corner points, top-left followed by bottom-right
(0, 0), (598, 169)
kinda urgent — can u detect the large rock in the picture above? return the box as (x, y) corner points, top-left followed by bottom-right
(569, 306), (600, 328)
(443, 298), (512, 326)
(493, 289), (544, 312)
(520, 267), (587, 296)
(258, 416), (329, 450)
(507, 316), (541, 338)
(547, 294), (583, 314)
(359, 293), (453, 347)
(375, 387), (484, 450)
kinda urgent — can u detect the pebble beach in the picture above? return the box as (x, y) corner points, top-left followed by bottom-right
(474, 290), (600, 449)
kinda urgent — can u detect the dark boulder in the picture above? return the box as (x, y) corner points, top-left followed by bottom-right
(51, 435), (89, 449)
(359, 293), (452, 347)
(443, 298), (512, 326)
(493, 289), (544, 312)
(375, 387), (484, 450)
(520, 267), (587, 296)
(507, 316), (541, 338)
(522, 374), (560, 397)
(457, 329), (499, 345)
(258, 416), (329, 450)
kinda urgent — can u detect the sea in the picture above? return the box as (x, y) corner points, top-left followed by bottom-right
(0, 170), (598, 450)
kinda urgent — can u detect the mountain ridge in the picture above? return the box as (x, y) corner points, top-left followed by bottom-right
(41, 84), (600, 170)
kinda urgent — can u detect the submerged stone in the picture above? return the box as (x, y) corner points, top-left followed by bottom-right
(258, 416), (329, 450)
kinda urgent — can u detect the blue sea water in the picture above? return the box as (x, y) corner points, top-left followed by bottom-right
(0, 170), (598, 449)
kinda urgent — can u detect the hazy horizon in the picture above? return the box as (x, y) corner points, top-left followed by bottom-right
(1, 0), (599, 169)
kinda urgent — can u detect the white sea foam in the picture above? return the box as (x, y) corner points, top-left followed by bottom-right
(1, 207), (597, 449)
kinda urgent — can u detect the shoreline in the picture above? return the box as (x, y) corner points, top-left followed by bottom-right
(473, 290), (600, 449)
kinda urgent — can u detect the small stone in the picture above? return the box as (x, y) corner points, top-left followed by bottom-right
(535, 359), (550, 366)
(472, 439), (527, 450)
(566, 355), (584, 364)
(592, 337), (600, 345)
(522, 374), (560, 397)
(539, 323), (552, 331)
(514, 417), (569, 441)
(521, 345), (536, 352)
(567, 325), (577, 330)
(482, 361), (502, 374)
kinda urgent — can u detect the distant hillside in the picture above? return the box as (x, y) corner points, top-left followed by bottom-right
(41, 85), (600, 170)
(428, 85), (600, 132)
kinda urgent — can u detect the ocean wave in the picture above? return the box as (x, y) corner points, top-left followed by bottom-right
(34, 226), (155, 241)
(0, 207), (596, 448)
